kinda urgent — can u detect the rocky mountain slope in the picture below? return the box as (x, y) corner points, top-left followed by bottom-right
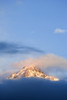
(8, 66), (59, 81)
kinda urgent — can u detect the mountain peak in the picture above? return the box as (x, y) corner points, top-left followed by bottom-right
(8, 66), (59, 81)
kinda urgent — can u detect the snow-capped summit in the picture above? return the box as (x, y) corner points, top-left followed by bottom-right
(8, 66), (59, 81)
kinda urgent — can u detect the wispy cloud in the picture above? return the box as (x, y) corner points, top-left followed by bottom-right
(54, 28), (67, 34)
(15, 54), (67, 69)
(16, 1), (23, 5)
(0, 42), (44, 55)
(14, 54), (67, 80)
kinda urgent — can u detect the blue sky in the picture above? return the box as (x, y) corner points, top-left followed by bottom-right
(0, 0), (67, 71)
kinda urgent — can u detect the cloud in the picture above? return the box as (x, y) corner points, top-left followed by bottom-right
(0, 42), (44, 55)
(0, 68), (19, 82)
(14, 54), (67, 80)
(16, 1), (23, 5)
(15, 54), (67, 69)
(54, 28), (67, 33)
(1, 53), (67, 80)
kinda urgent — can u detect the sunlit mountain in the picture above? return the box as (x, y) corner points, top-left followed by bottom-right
(8, 66), (59, 81)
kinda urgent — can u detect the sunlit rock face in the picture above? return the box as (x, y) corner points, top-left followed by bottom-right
(8, 66), (59, 81)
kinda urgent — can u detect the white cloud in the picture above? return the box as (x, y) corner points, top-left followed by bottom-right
(54, 28), (67, 33)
